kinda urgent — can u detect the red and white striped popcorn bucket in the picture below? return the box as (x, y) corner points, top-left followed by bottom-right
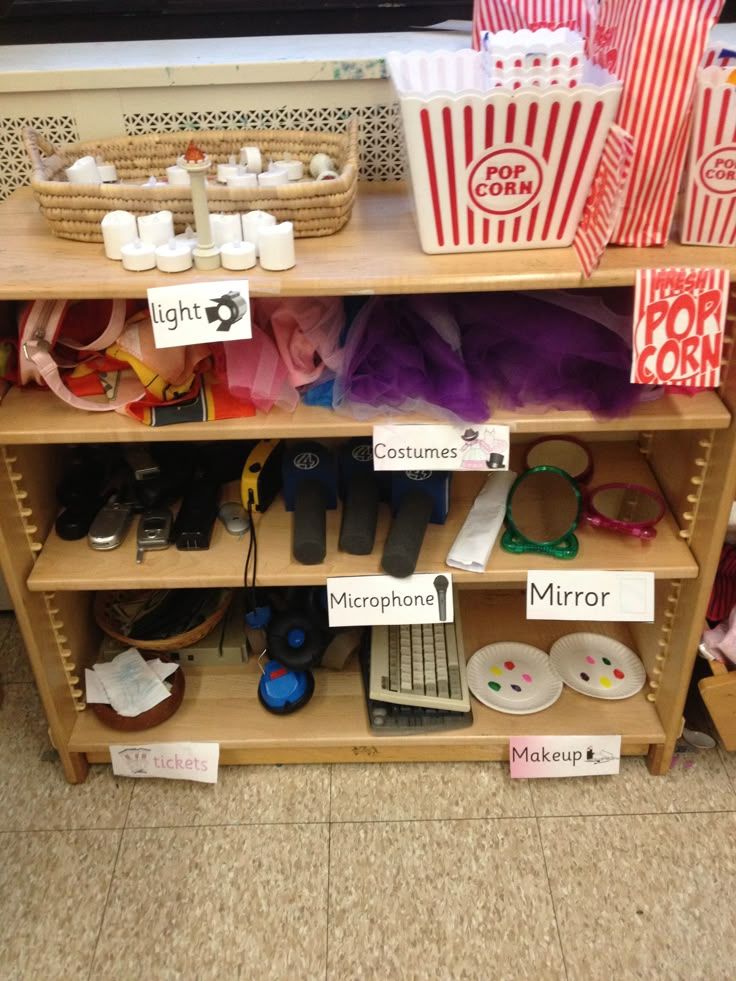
(682, 68), (736, 247)
(387, 52), (622, 254)
(473, 0), (599, 50)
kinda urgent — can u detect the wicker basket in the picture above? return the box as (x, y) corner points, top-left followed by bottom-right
(23, 118), (359, 242)
(94, 588), (231, 652)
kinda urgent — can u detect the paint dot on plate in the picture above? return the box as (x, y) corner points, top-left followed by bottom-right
(580, 672), (590, 682)
(488, 681), (501, 692)
(613, 668), (625, 679)
(586, 656), (595, 664)
(490, 666), (503, 677)
(599, 677), (612, 689)
(522, 674), (532, 683)
(504, 660), (515, 671)
(511, 684), (522, 692)
(602, 657), (612, 666)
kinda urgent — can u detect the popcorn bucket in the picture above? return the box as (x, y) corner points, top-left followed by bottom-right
(682, 68), (736, 247)
(472, 0), (599, 50)
(387, 51), (622, 254)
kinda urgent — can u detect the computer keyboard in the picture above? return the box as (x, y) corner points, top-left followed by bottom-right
(369, 621), (471, 713)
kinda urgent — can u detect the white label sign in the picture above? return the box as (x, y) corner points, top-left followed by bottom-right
(111, 742), (219, 783)
(526, 570), (655, 622)
(327, 573), (454, 627)
(148, 282), (252, 348)
(509, 735), (621, 778)
(372, 424), (510, 471)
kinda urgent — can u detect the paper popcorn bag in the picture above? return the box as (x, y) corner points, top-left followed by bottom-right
(473, 0), (598, 50)
(591, 0), (725, 246)
(682, 67), (736, 246)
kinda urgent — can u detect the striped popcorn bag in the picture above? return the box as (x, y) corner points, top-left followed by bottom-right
(472, 0), (598, 50)
(591, 0), (725, 246)
(682, 67), (736, 246)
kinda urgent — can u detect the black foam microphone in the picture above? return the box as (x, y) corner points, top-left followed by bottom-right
(380, 489), (434, 579)
(338, 438), (380, 555)
(294, 480), (328, 565)
(283, 441), (337, 566)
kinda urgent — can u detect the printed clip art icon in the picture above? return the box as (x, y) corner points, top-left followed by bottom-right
(117, 746), (152, 775)
(205, 291), (248, 331)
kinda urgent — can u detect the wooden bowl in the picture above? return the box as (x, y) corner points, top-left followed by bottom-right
(89, 652), (186, 732)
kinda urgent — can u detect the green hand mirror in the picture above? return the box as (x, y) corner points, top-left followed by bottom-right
(501, 465), (582, 559)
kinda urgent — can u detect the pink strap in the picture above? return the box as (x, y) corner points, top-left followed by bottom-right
(24, 341), (145, 412)
(61, 299), (127, 351)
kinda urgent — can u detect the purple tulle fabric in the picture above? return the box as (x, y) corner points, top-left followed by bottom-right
(333, 295), (490, 422)
(455, 291), (642, 417)
(335, 290), (649, 422)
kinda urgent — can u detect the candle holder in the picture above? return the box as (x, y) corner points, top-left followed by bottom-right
(179, 142), (221, 271)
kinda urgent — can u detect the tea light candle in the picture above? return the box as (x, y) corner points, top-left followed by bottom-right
(95, 158), (118, 182)
(309, 152), (334, 179)
(274, 159), (304, 181)
(258, 168), (288, 188)
(226, 172), (258, 189)
(217, 156), (241, 184)
(220, 240), (257, 270)
(166, 164), (191, 186)
(101, 210), (138, 260)
(258, 221), (295, 271)
(120, 239), (157, 271)
(137, 210), (175, 247)
(241, 210), (276, 256)
(240, 146), (262, 173)
(211, 213), (243, 246)
(174, 226), (198, 251)
(155, 239), (193, 273)
(65, 155), (102, 184)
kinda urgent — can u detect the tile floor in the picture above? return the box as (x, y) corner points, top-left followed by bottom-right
(2, 610), (736, 981)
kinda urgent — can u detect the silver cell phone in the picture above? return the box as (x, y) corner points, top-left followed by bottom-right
(135, 508), (173, 564)
(88, 497), (134, 551)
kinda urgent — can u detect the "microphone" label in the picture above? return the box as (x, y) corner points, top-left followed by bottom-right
(326, 573), (454, 627)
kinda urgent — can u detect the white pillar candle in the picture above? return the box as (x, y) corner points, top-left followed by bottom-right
(217, 157), (241, 184)
(137, 210), (175, 247)
(258, 168), (288, 188)
(96, 160), (118, 182)
(166, 165), (191, 186)
(155, 239), (193, 273)
(220, 240), (257, 271)
(174, 226), (198, 251)
(226, 172), (258, 189)
(239, 146), (262, 173)
(258, 221), (295, 271)
(274, 159), (304, 181)
(241, 210), (276, 257)
(120, 239), (157, 271)
(210, 213), (243, 246)
(309, 153), (335, 179)
(65, 155), (102, 184)
(100, 210), (138, 260)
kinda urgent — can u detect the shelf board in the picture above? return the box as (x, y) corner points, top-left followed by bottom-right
(70, 592), (664, 762)
(0, 386), (729, 444)
(28, 441), (698, 591)
(1, 184), (735, 301)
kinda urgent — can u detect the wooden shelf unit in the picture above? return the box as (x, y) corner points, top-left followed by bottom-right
(1, 183), (736, 783)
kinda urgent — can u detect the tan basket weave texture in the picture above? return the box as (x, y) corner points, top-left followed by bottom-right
(23, 119), (359, 242)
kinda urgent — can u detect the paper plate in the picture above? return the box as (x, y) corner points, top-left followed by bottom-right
(466, 642), (563, 715)
(549, 633), (646, 700)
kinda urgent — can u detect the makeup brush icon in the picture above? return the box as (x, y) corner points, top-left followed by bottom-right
(434, 574), (449, 621)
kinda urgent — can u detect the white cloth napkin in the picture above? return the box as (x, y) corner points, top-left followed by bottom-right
(446, 471), (516, 574)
